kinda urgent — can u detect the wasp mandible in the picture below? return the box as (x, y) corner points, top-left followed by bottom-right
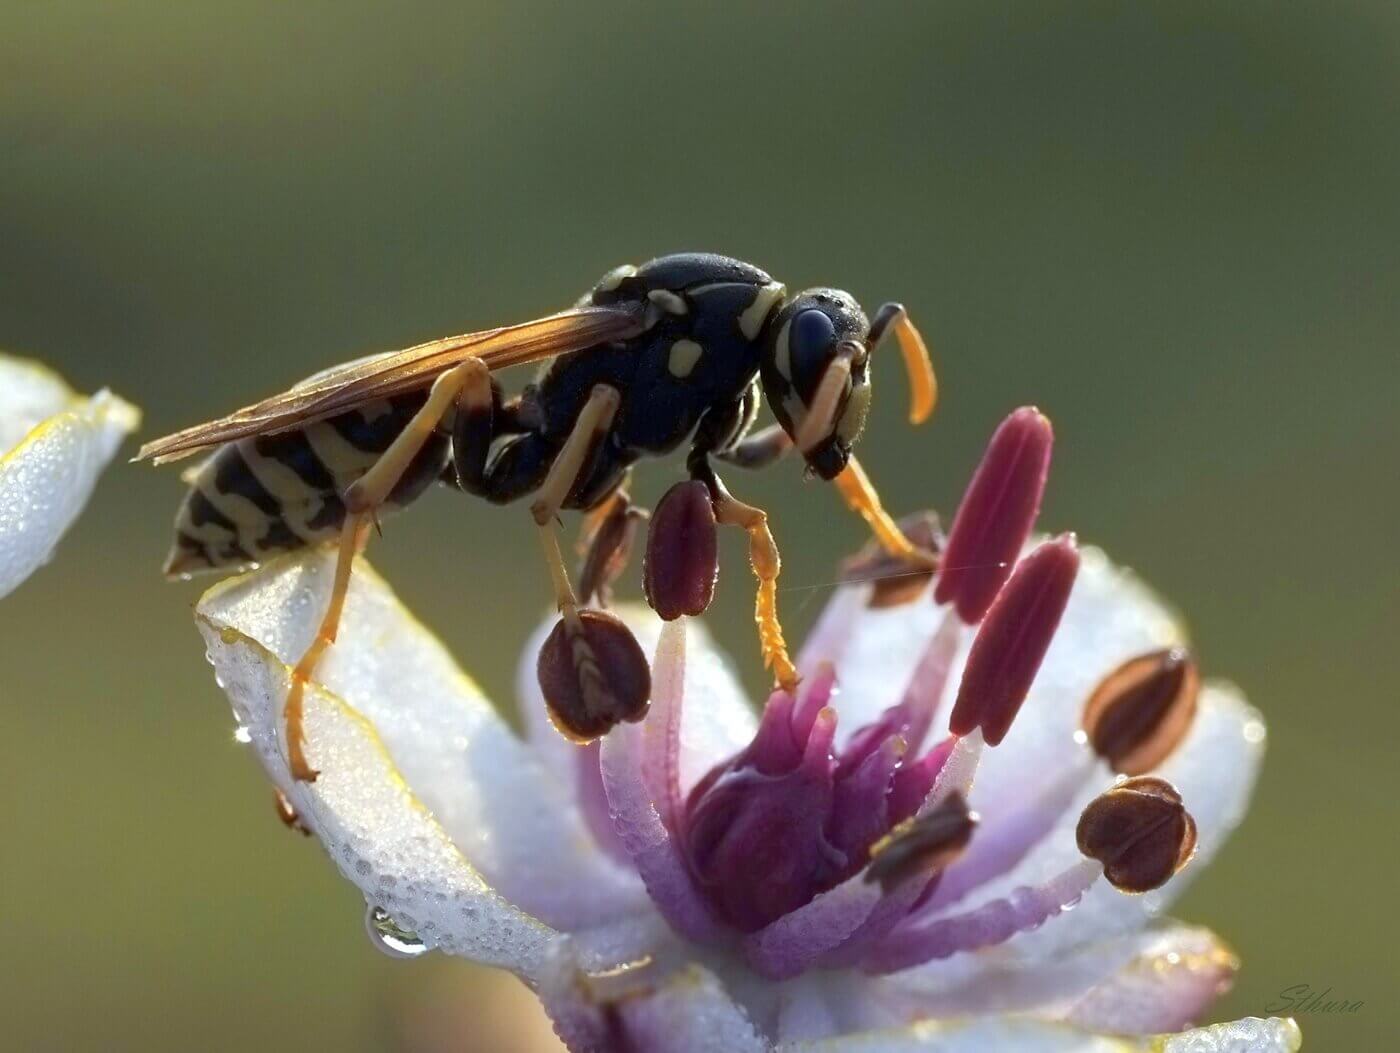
(140, 253), (938, 782)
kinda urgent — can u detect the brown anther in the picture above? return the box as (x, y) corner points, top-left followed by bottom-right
(1083, 648), (1200, 775)
(839, 510), (944, 608)
(577, 493), (648, 607)
(1076, 776), (1197, 893)
(273, 788), (311, 836)
(865, 791), (977, 891)
(643, 480), (719, 621)
(538, 609), (651, 741)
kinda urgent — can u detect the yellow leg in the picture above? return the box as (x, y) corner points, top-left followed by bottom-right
(530, 385), (623, 716)
(711, 479), (799, 693)
(284, 358), (490, 782)
(833, 456), (938, 568)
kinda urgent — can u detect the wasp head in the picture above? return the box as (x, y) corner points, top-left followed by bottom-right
(759, 289), (872, 480)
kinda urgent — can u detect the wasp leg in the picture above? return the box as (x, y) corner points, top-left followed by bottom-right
(576, 487), (647, 607)
(689, 455), (799, 693)
(716, 424), (793, 470)
(529, 385), (626, 716)
(832, 455), (938, 569)
(284, 358), (491, 782)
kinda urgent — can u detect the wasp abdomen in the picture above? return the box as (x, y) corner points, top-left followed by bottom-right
(165, 394), (448, 576)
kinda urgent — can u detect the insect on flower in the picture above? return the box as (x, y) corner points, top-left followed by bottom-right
(138, 253), (938, 782)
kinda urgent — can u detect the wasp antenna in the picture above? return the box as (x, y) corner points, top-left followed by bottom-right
(795, 349), (854, 454)
(869, 303), (937, 426)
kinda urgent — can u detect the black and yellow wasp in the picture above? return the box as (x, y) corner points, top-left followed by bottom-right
(140, 253), (937, 781)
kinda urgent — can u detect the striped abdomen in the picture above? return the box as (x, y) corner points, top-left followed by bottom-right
(165, 394), (449, 577)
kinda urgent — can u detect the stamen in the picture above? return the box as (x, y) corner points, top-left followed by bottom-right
(1076, 776), (1198, 893)
(934, 407), (1054, 624)
(839, 510), (944, 608)
(948, 535), (1080, 745)
(1082, 648), (1200, 775)
(643, 480), (719, 621)
(537, 610), (652, 741)
(865, 792), (977, 892)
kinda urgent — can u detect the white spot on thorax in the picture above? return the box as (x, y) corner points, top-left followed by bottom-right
(739, 282), (787, 341)
(668, 339), (704, 378)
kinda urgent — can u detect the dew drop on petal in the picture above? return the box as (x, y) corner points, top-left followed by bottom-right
(233, 726), (252, 744)
(365, 905), (428, 959)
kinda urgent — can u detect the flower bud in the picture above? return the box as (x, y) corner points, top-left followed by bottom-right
(1082, 648), (1199, 775)
(644, 480), (719, 621)
(1076, 776), (1197, 893)
(537, 610), (651, 740)
(949, 535), (1079, 745)
(935, 407), (1054, 623)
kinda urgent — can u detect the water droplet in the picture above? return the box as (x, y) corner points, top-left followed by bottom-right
(365, 905), (427, 959)
(233, 725), (252, 744)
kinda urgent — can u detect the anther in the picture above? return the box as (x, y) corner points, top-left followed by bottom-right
(537, 610), (651, 740)
(934, 407), (1054, 624)
(1083, 648), (1200, 775)
(643, 480), (719, 621)
(839, 510), (944, 608)
(865, 791), (977, 892)
(577, 494), (648, 607)
(1076, 776), (1197, 893)
(948, 534), (1079, 745)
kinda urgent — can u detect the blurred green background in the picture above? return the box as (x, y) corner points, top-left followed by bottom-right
(2, 2), (1396, 1049)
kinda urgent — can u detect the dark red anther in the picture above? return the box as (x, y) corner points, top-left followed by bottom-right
(1083, 648), (1200, 775)
(644, 480), (719, 621)
(864, 791), (977, 892)
(537, 610), (651, 741)
(1076, 776), (1197, 893)
(840, 510), (944, 609)
(935, 407), (1054, 624)
(948, 534), (1080, 745)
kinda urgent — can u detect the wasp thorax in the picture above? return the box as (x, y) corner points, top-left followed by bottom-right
(865, 791), (977, 892)
(1076, 775), (1197, 893)
(1082, 648), (1200, 775)
(537, 610), (651, 741)
(644, 481), (719, 621)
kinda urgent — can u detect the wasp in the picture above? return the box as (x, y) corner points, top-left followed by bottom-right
(140, 253), (938, 781)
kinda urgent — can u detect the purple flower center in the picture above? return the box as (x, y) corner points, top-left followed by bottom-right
(680, 667), (947, 931)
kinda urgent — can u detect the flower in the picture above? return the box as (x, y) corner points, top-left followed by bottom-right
(194, 408), (1299, 1052)
(0, 351), (140, 598)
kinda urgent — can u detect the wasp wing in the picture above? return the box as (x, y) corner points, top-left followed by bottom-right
(137, 304), (644, 463)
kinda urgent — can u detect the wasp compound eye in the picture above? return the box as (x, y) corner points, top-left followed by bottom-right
(1082, 648), (1200, 775)
(644, 480), (718, 621)
(1076, 776), (1197, 893)
(790, 308), (838, 393)
(537, 610), (651, 741)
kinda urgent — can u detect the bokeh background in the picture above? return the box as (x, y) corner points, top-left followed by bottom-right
(3, 2), (1396, 1050)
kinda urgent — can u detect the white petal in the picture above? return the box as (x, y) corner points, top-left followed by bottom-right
(967, 545), (1183, 823)
(938, 683), (1264, 962)
(196, 553), (648, 935)
(1158, 1018), (1301, 1053)
(876, 923), (1193, 1020)
(618, 965), (769, 1053)
(780, 1016), (1135, 1051)
(198, 612), (552, 977)
(778, 1015), (1300, 1052)
(0, 353), (139, 598)
(1063, 924), (1239, 1034)
(519, 605), (757, 794)
(798, 580), (961, 749)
